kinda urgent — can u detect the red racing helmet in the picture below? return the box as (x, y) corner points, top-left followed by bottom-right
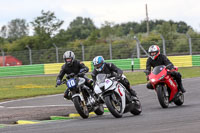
(148, 45), (160, 60)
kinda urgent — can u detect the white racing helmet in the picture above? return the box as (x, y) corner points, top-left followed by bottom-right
(63, 51), (75, 66)
(148, 45), (160, 60)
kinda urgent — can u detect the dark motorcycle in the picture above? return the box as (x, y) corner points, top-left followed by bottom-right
(56, 72), (104, 119)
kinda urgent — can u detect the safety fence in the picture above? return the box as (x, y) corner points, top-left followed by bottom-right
(0, 55), (199, 77)
(1, 37), (200, 66)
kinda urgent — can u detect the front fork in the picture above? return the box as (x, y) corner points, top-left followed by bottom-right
(72, 91), (87, 107)
(163, 85), (169, 97)
(156, 84), (169, 98)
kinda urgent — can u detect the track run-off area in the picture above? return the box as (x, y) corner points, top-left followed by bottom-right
(0, 77), (200, 133)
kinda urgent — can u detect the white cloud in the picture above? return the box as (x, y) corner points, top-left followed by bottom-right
(0, 0), (199, 31)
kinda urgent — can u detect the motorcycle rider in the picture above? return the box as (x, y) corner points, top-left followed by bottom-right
(145, 45), (186, 93)
(56, 51), (93, 100)
(91, 56), (139, 101)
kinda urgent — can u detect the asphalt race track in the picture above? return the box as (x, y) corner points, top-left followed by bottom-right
(1, 77), (200, 133)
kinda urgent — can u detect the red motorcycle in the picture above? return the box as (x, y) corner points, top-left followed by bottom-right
(144, 65), (184, 108)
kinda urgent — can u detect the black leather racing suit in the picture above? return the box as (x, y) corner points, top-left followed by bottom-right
(146, 54), (185, 92)
(91, 62), (137, 96)
(57, 60), (93, 98)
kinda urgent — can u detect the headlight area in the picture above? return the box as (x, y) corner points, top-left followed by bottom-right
(151, 79), (156, 82)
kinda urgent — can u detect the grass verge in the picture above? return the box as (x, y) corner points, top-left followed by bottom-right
(0, 67), (199, 101)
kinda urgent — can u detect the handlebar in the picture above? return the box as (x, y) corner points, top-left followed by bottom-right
(56, 72), (86, 87)
(67, 73), (75, 79)
(144, 70), (150, 76)
(55, 79), (67, 87)
(66, 72), (86, 79)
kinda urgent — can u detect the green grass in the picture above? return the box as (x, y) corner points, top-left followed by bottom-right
(0, 67), (199, 101)
(0, 76), (65, 101)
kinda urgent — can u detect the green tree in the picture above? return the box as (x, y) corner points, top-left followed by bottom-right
(176, 21), (190, 33)
(31, 10), (64, 36)
(7, 19), (29, 41)
(156, 22), (177, 39)
(0, 25), (7, 38)
(0, 37), (5, 47)
(53, 29), (70, 47)
(67, 16), (96, 40)
(4, 36), (41, 51)
(187, 28), (200, 53)
(31, 10), (64, 48)
(100, 21), (114, 39)
(83, 29), (100, 46)
(113, 25), (124, 37)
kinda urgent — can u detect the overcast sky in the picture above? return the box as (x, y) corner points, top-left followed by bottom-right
(0, 0), (200, 32)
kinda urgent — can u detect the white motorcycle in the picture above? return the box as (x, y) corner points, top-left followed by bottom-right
(94, 74), (142, 118)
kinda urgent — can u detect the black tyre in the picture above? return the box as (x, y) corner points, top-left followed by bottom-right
(105, 93), (123, 118)
(174, 93), (184, 106)
(94, 104), (104, 115)
(157, 85), (169, 108)
(130, 100), (142, 115)
(73, 96), (89, 119)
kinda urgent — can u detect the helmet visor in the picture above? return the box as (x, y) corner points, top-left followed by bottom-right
(94, 63), (102, 69)
(150, 52), (157, 56)
(65, 58), (72, 64)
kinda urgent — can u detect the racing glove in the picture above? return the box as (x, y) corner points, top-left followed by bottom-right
(116, 73), (122, 80)
(56, 79), (61, 85)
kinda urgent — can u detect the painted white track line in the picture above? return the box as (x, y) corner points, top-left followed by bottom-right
(0, 94), (63, 105)
(0, 104), (74, 109)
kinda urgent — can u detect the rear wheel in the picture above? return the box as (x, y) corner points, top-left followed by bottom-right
(174, 93), (184, 106)
(157, 85), (169, 108)
(73, 96), (89, 119)
(105, 93), (123, 118)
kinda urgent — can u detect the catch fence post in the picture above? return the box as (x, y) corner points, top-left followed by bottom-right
(53, 44), (59, 63)
(160, 34), (166, 55)
(186, 33), (192, 55)
(26, 45), (32, 65)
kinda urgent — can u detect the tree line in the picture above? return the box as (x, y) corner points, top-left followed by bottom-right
(0, 10), (200, 61)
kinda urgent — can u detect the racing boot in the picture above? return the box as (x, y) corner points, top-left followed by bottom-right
(173, 71), (186, 93)
(176, 79), (186, 93)
(178, 84), (186, 93)
(128, 87), (140, 107)
(64, 89), (71, 100)
(127, 86), (139, 102)
(85, 78), (94, 93)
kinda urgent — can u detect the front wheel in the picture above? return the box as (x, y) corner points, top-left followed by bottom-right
(157, 85), (169, 108)
(174, 93), (184, 106)
(73, 96), (89, 119)
(105, 93), (123, 118)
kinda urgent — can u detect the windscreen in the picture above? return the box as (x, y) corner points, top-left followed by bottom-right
(96, 74), (107, 84)
(152, 65), (165, 75)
